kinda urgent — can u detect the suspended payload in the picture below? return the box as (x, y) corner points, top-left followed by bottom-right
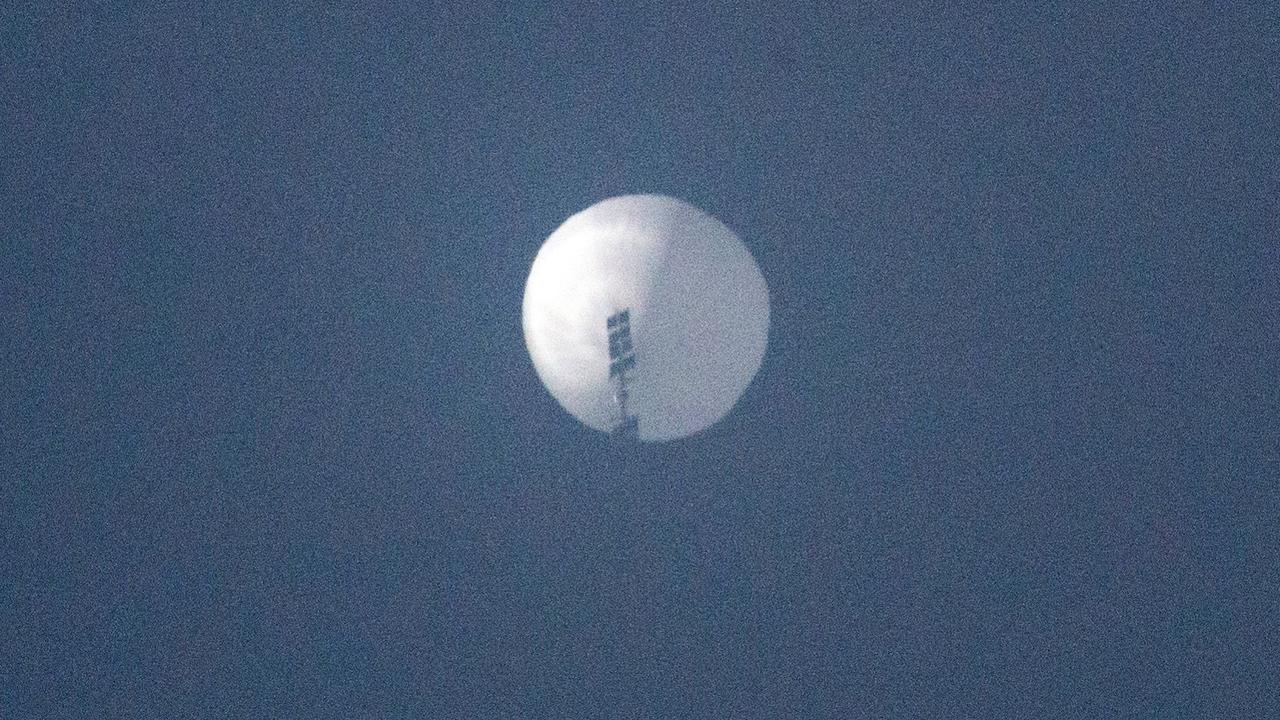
(606, 308), (639, 439)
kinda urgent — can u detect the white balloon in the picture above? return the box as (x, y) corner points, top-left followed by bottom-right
(522, 195), (770, 442)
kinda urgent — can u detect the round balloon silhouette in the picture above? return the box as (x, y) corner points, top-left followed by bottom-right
(522, 195), (770, 441)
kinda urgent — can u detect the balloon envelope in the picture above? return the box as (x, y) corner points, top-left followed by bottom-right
(522, 195), (770, 441)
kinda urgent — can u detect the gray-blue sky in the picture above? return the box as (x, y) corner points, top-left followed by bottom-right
(3, 2), (1278, 717)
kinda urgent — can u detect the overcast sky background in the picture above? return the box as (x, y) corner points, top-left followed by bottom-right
(4, 2), (1278, 717)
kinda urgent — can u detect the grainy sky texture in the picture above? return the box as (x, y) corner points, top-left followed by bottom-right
(4, 2), (1278, 717)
